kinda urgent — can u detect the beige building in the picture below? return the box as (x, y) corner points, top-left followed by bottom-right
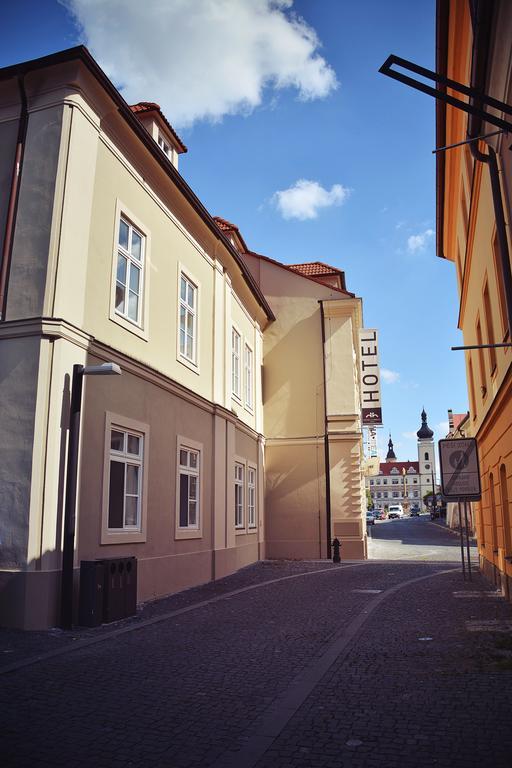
(0, 47), (367, 629)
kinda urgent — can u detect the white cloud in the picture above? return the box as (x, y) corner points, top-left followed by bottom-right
(64, 0), (338, 127)
(402, 431), (418, 440)
(407, 228), (434, 253)
(381, 368), (400, 384)
(436, 421), (449, 435)
(273, 179), (351, 220)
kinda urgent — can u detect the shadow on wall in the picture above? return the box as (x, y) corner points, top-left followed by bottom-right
(262, 311), (324, 438)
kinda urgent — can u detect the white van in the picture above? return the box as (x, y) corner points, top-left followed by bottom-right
(388, 504), (404, 519)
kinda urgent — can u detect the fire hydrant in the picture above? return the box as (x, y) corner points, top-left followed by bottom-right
(332, 538), (341, 564)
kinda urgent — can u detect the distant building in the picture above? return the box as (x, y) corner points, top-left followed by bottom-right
(366, 410), (437, 513)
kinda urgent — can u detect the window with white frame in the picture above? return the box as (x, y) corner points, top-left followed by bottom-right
(115, 217), (144, 326)
(108, 427), (143, 530)
(178, 446), (200, 529)
(248, 467), (256, 528)
(235, 462), (244, 528)
(232, 328), (241, 399)
(179, 273), (197, 363)
(244, 344), (253, 409)
(158, 132), (172, 160)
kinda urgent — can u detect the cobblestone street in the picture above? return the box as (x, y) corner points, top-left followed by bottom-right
(1, 525), (511, 767)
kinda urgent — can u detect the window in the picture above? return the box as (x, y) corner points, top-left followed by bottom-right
(108, 427), (143, 531)
(370, 480), (374, 486)
(232, 328), (241, 399)
(468, 357), (477, 417)
(476, 318), (486, 398)
(244, 344), (253, 409)
(392, 479), (399, 485)
(483, 281), (497, 374)
(235, 462), (244, 528)
(377, 492), (381, 499)
(383, 479), (388, 485)
(158, 132), (172, 160)
(393, 492), (399, 498)
(248, 467), (256, 529)
(179, 274), (197, 364)
(413, 478), (418, 484)
(500, 464), (511, 555)
(424, 452), (429, 461)
(178, 447), (200, 529)
(493, 232), (509, 340)
(383, 492), (388, 498)
(414, 491), (419, 498)
(115, 216), (144, 326)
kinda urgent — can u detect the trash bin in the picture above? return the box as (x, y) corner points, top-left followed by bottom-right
(78, 560), (105, 627)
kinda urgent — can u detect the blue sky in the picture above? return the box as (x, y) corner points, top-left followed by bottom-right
(3, 0), (468, 465)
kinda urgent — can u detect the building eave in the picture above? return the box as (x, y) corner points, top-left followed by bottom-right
(0, 46), (275, 323)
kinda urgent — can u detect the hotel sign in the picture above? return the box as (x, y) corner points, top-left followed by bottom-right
(359, 328), (382, 426)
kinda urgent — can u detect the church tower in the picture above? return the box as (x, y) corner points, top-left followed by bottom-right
(386, 435), (397, 462)
(416, 408), (436, 509)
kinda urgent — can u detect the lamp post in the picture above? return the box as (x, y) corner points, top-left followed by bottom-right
(60, 362), (121, 630)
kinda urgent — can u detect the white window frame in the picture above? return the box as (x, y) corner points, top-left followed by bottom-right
(232, 327), (242, 400)
(175, 436), (203, 539)
(235, 460), (245, 529)
(158, 131), (174, 163)
(244, 343), (253, 410)
(110, 201), (150, 341)
(247, 464), (257, 529)
(179, 271), (198, 366)
(101, 413), (149, 545)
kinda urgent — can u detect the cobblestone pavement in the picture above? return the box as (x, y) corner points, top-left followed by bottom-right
(367, 514), (477, 562)
(1, 557), (511, 767)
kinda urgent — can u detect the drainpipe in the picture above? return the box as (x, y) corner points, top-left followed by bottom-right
(0, 76), (28, 319)
(467, 0), (512, 334)
(319, 300), (332, 559)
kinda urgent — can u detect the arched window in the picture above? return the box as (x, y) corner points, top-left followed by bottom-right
(500, 464), (511, 555)
(424, 452), (429, 461)
(489, 472), (498, 554)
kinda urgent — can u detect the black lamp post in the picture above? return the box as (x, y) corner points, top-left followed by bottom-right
(60, 362), (121, 630)
(431, 467), (437, 518)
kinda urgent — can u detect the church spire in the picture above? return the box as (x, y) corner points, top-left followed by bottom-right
(417, 408), (434, 439)
(386, 434), (397, 461)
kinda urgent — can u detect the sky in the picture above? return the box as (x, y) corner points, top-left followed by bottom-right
(2, 0), (468, 467)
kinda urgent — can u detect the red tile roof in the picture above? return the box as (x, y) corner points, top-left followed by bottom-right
(378, 461), (419, 475)
(451, 413), (468, 431)
(213, 216), (249, 252)
(288, 262), (341, 277)
(129, 102), (187, 153)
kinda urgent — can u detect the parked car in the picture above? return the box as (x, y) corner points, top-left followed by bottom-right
(410, 505), (420, 516)
(388, 504), (404, 519)
(366, 510), (376, 525)
(374, 509), (385, 520)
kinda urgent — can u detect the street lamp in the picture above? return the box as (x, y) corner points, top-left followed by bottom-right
(60, 362), (122, 629)
(431, 467), (438, 519)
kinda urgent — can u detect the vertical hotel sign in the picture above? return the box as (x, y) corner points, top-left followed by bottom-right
(358, 329), (383, 426)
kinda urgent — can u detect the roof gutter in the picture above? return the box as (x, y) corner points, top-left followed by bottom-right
(0, 47), (274, 322)
(467, 0), (512, 336)
(0, 75), (27, 318)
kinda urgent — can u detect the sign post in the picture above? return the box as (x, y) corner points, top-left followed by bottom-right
(439, 438), (481, 580)
(358, 329), (382, 427)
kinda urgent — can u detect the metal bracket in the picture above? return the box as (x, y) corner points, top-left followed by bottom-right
(379, 55), (512, 133)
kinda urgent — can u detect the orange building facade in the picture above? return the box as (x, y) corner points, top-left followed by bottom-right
(436, 0), (512, 597)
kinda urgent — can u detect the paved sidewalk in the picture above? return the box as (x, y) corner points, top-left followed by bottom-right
(1, 560), (511, 767)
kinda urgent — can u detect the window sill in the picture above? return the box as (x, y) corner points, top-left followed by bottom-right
(110, 312), (148, 341)
(175, 528), (202, 540)
(101, 530), (146, 545)
(178, 355), (200, 375)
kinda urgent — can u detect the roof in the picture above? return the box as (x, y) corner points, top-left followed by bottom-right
(129, 102), (187, 154)
(213, 217), (249, 253)
(289, 262), (341, 277)
(378, 461), (419, 476)
(0, 46), (274, 322)
(451, 413), (468, 431)
(246, 250), (355, 298)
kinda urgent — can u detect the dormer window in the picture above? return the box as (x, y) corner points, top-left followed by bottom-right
(158, 132), (173, 161)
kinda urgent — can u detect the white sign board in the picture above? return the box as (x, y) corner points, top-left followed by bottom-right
(438, 438), (481, 500)
(358, 329), (382, 426)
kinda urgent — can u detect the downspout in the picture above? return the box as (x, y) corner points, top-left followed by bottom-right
(0, 75), (28, 319)
(319, 300), (332, 559)
(467, 0), (512, 333)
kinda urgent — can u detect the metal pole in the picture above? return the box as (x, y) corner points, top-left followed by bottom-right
(458, 499), (466, 580)
(319, 300), (332, 559)
(464, 500), (472, 581)
(60, 364), (84, 630)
